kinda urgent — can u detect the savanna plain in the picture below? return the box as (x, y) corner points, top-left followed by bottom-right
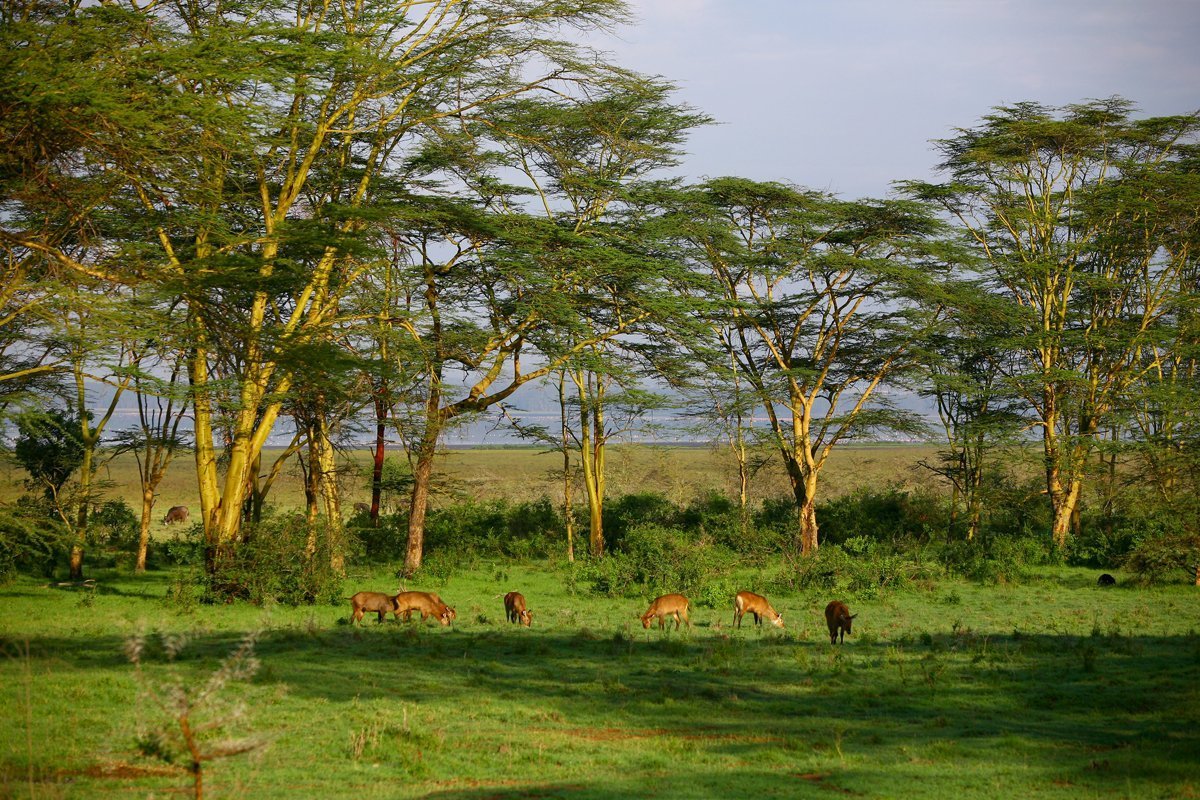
(2, 446), (1198, 799)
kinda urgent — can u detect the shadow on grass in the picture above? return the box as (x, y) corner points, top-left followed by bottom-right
(5, 566), (1200, 797)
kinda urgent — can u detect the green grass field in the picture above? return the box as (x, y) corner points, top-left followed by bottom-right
(2, 562), (1198, 799)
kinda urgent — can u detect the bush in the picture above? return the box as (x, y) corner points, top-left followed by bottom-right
(816, 487), (948, 546)
(423, 498), (563, 561)
(603, 493), (678, 553)
(202, 517), (344, 605)
(679, 492), (784, 558)
(575, 522), (734, 602)
(1124, 530), (1200, 585)
(769, 542), (934, 600)
(0, 498), (68, 581)
(89, 499), (140, 565)
(933, 538), (1031, 585)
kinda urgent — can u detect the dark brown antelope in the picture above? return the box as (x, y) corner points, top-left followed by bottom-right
(162, 505), (189, 525)
(824, 600), (856, 644)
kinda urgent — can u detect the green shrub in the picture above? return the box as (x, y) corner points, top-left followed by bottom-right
(576, 522), (733, 601)
(603, 493), (678, 553)
(816, 487), (948, 546)
(1124, 530), (1200, 585)
(202, 518), (344, 605)
(0, 497), (67, 581)
(931, 534), (1048, 584)
(680, 491), (784, 558)
(769, 543), (932, 599)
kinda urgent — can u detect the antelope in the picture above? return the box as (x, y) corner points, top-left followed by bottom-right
(162, 505), (189, 525)
(503, 591), (533, 626)
(733, 591), (784, 629)
(395, 591), (454, 626)
(824, 600), (856, 644)
(349, 591), (401, 624)
(641, 594), (690, 630)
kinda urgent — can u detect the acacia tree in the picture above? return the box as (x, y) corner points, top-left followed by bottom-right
(667, 178), (953, 553)
(482, 76), (707, 559)
(120, 352), (190, 573)
(905, 98), (1200, 547)
(4, 0), (636, 573)
(919, 287), (1025, 541)
(375, 73), (704, 571)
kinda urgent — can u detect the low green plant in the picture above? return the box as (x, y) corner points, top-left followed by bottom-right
(126, 629), (268, 799)
(201, 519), (344, 605)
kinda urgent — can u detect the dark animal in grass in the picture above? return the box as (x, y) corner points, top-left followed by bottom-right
(162, 505), (189, 525)
(1097, 573), (1117, 586)
(825, 600), (856, 644)
(733, 590), (785, 629)
(641, 593), (690, 630)
(395, 591), (455, 625)
(504, 591), (533, 626)
(350, 591), (401, 624)
(353, 502), (370, 515)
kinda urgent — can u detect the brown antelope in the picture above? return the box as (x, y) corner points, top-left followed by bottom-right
(395, 591), (454, 626)
(733, 591), (784, 629)
(641, 594), (690, 630)
(503, 591), (533, 626)
(162, 505), (189, 525)
(349, 591), (401, 624)
(824, 600), (856, 644)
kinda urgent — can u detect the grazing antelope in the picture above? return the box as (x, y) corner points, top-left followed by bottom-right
(641, 594), (690, 630)
(503, 591), (533, 626)
(733, 591), (784, 629)
(349, 591), (401, 624)
(824, 600), (856, 644)
(162, 505), (189, 525)
(395, 591), (454, 626)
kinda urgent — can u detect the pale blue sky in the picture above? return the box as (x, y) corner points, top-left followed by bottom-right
(605, 0), (1200, 198)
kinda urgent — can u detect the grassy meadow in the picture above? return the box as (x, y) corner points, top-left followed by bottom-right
(2, 563), (1199, 799)
(2, 445), (1198, 798)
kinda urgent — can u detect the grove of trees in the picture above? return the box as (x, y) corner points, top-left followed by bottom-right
(2, 0), (1198, 589)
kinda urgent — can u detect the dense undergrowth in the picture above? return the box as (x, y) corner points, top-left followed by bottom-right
(7, 480), (1194, 606)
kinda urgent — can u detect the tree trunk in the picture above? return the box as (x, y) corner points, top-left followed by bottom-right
(799, 495), (819, 555)
(315, 418), (345, 575)
(403, 424), (440, 575)
(781, 450), (820, 554)
(69, 441), (96, 581)
(136, 486), (154, 572)
(370, 393), (387, 526)
(558, 374), (575, 563)
(1050, 479), (1082, 550)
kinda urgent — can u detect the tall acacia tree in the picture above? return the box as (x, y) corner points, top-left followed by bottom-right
(4, 0), (635, 571)
(481, 75), (708, 558)
(379, 73), (705, 571)
(904, 98), (1200, 547)
(666, 178), (954, 553)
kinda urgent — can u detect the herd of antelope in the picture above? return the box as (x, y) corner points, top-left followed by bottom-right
(350, 587), (857, 644)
